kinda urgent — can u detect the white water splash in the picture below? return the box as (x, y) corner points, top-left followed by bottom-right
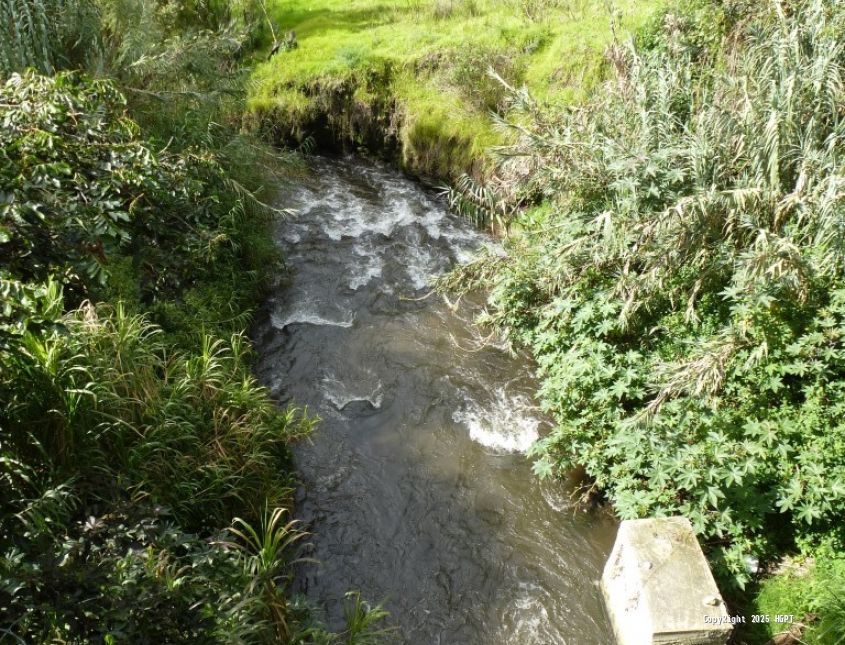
(452, 387), (541, 453)
(505, 583), (553, 645)
(402, 238), (443, 290)
(271, 310), (355, 329)
(321, 373), (384, 410)
(348, 244), (384, 290)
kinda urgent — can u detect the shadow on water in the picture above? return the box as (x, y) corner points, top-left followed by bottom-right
(253, 156), (618, 644)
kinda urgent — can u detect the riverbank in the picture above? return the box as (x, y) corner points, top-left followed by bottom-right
(0, 2), (388, 641)
(247, 0), (662, 182)
(440, 1), (845, 642)
(246, 1), (845, 643)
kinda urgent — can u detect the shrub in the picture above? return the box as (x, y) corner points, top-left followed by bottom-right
(0, 70), (277, 328)
(447, 0), (845, 587)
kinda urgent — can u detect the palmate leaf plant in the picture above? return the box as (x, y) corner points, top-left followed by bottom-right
(446, 0), (845, 587)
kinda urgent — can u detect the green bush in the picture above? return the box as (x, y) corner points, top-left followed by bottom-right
(0, 65), (387, 644)
(0, 70), (277, 329)
(447, 0), (845, 588)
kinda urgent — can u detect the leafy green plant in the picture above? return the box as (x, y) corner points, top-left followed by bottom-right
(446, 0), (845, 589)
(0, 70), (281, 328)
(341, 592), (393, 645)
(223, 506), (311, 642)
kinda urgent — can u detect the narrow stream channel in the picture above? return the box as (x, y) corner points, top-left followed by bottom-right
(253, 156), (618, 644)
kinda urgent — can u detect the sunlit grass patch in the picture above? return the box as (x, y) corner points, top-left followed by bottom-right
(247, 0), (662, 179)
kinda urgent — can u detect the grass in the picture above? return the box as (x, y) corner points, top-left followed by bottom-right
(247, 0), (662, 180)
(737, 548), (845, 644)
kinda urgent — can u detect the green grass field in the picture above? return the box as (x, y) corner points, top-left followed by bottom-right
(247, 0), (662, 179)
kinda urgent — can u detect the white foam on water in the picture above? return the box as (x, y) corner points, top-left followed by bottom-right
(370, 198), (416, 236)
(403, 242), (442, 291)
(271, 310), (355, 329)
(414, 202), (446, 240)
(320, 372), (384, 410)
(452, 387), (541, 453)
(540, 483), (572, 514)
(283, 228), (303, 243)
(316, 192), (421, 242)
(504, 583), (553, 645)
(313, 181), (453, 244)
(320, 200), (367, 241)
(348, 244), (384, 290)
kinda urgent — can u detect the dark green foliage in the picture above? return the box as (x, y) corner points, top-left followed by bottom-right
(0, 58), (387, 643)
(2, 72), (155, 287)
(0, 291), (325, 642)
(446, 0), (845, 591)
(3, 504), (262, 643)
(0, 70), (279, 332)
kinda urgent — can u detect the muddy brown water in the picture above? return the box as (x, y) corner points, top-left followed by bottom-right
(253, 156), (618, 644)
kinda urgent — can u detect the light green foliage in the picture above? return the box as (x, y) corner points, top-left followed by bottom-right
(342, 592), (394, 644)
(0, 0), (100, 76)
(748, 546), (845, 643)
(447, 0), (845, 591)
(247, 0), (661, 180)
(223, 506), (312, 641)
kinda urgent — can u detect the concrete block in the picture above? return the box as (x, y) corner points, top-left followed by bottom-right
(601, 517), (733, 645)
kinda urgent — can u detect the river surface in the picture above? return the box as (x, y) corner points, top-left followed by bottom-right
(253, 156), (617, 644)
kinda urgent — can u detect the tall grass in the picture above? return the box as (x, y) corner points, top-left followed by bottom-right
(3, 298), (311, 528)
(223, 506), (311, 641)
(0, 0), (100, 76)
(1, 0), (60, 74)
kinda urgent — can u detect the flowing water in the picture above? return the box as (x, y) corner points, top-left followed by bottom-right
(253, 156), (618, 644)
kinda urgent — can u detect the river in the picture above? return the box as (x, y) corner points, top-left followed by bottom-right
(253, 156), (617, 644)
